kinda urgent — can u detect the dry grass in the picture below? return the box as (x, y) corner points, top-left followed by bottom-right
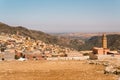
(0, 60), (117, 80)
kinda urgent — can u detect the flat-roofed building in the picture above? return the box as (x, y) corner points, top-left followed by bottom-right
(92, 34), (110, 55)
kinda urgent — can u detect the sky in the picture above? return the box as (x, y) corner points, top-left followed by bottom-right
(0, 0), (120, 33)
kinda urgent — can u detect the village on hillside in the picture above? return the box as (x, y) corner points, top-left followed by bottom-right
(0, 32), (74, 61)
(0, 31), (120, 61)
(1, 32), (120, 80)
(1, 31), (120, 61)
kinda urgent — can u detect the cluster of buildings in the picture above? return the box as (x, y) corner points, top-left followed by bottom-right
(0, 32), (118, 61)
(0, 32), (72, 60)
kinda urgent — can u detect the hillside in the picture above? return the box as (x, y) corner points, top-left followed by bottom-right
(52, 32), (120, 51)
(0, 22), (57, 44)
(0, 22), (84, 49)
(78, 34), (120, 51)
(1, 22), (120, 51)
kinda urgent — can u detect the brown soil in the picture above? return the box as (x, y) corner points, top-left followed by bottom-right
(0, 60), (117, 80)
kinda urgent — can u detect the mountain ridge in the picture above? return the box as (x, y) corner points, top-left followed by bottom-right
(51, 32), (120, 40)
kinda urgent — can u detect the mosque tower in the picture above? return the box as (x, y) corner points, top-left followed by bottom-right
(102, 34), (107, 49)
(92, 33), (110, 55)
(17, 31), (19, 35)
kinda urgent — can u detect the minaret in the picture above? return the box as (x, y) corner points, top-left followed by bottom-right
(17, 31), (19, 35)
(102, 34), (107, 49)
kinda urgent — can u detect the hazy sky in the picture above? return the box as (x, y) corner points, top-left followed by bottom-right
(0, 0), (120, 33)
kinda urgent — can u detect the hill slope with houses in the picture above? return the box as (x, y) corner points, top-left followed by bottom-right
(0, 22), (60, 44)
(1, 22), (120, 52)
(0, 22), (84, 50)
(0, 31), (72, 60)
(0, 22), (76, 60)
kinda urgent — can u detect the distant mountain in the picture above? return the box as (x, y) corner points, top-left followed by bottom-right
(51, 32), (120, 40)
